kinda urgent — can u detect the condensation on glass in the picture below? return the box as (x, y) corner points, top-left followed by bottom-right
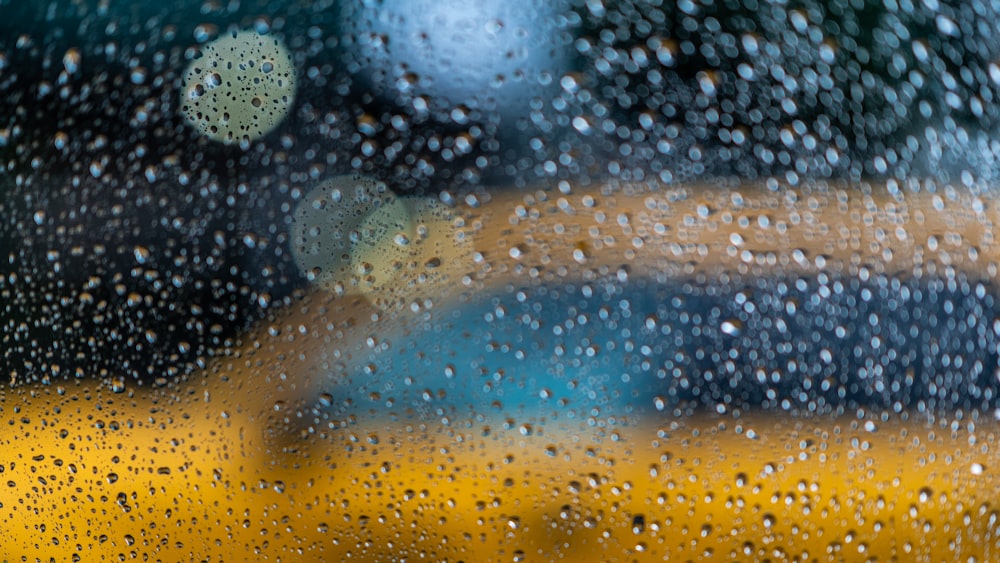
(1, 0), (1000, 560)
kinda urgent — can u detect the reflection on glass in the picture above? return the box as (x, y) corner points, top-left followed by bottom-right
(2, 0), (1000, 560)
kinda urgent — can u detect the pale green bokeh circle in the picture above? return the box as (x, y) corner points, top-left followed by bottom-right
(180, 30), (296, 145)
(290, 175), (416, 299)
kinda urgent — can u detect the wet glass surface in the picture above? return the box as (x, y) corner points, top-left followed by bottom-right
(3, 0), (1000, 560)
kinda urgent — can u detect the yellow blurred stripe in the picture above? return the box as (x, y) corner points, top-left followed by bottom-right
(2, 383), (997, 560)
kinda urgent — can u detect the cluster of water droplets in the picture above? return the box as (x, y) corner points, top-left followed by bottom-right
(3, 0), (1000, 560)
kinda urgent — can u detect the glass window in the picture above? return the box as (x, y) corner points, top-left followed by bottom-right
(2, 0), (999, 560)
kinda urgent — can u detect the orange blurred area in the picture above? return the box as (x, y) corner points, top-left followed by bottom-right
(3, 378), (999, 561)
(4, 181), (1000, 561)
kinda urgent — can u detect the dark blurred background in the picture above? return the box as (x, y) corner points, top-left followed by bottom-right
(0, 0), (997, 396)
